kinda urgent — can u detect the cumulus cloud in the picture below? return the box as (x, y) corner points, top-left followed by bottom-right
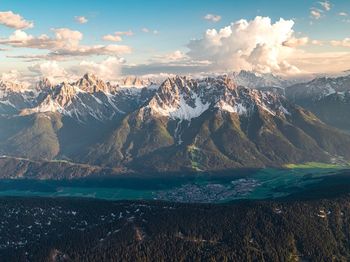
(75, 16), (88, 24)
(103, 30), (133, 42)
(0, 11), (34, 29)
(204, 14), (222, 23)
(71, 57), (124, 80)
(25, 57), (125, 83)
(0, 28), (132, 60)
(187, 16), (303, 75)
(1, 69), (21, 82)
(28, 61), (69, 83)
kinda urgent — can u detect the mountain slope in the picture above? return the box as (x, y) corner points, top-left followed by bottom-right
(0, 113), (62, 160)
(0, 74), (158, 160)
(85, 76), (350, 171)
(286, 75), (350, 132)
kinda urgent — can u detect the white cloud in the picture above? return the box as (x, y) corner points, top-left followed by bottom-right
(204, 14), (222, 23)
(339, 12), (348, 16)
(75, 16), (88, 24)
(319, 1), (331, 11)
(103, 34), (122, 42)
(25, 57), (125, 83)
(28, 61), (69, 83)
(330, 38), (350, 47)
(310, 8), (322, 19)
(114, 31), (133, 37)
(151, 50), (188, 62)
(103, 30), (133, 42)
(71, 57), (124, 80)
(165, 50), (187, 61)
(142, 28), (158, 34)
(283, 37), (309, 48)
(0, 11), (34, 29)
(0, 28), (132, 60)
(311, 40), (324, 46)
(290, 51), (350, 75)
(1, 69), (21, 82)
(187, 16), (302, 75)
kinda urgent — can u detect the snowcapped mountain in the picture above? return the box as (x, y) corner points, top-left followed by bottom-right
(2, 73), (350, 173)
(286, 75), (350, 132)
(231, 70), (293, 91)
(142, 76), (291, 121)
(286, 75), (350, 101)
(85, 75), (350, 171)
(1, 73), (158, 122)
(0, 80), (39, 114)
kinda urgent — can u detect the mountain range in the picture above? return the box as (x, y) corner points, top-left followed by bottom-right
(1, 71), (350, 176)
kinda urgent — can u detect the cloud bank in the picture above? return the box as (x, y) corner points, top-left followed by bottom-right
(0, 28), (132, 60)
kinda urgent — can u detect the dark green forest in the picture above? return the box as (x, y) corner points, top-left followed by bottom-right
(0, 195), (349, 261)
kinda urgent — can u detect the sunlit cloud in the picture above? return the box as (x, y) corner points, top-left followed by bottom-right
(330, 38), (350, 48)
(310, 8), (322, 19)
(0, 11), (34, 29)
(103, 30), (133, 42)
(283, 37), (309, 48)
(0, 28), (132, 60)
(75, 16), (88, 24)
(187, 16), (301, 75)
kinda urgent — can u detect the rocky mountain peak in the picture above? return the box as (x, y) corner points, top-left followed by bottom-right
(286, 74), (350, 101)
(75, 73), (111, 93)
(119, 76), (151, 88)
(36, 78), (54, 91)
(233, 70), (291, 89)
(144, 75), (290, 121)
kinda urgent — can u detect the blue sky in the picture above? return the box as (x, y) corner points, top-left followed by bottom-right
(1, 0), (350, 82)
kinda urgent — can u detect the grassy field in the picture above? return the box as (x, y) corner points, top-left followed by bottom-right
(284, 162), (350, 169)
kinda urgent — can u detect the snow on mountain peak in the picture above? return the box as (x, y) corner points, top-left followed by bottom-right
(286, 74), (350, 101)
(144, 75), (290, 121)
(74, 73), (113, 93)
(232, 70), (292, 89)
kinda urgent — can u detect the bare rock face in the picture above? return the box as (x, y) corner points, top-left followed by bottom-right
(144, 75), (290, 121)
(15, 74), (158, 122)
(119, 76), (151, 88)
(74, 73), (113, 93)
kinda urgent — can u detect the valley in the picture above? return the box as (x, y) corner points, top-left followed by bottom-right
(0, 166), (349, 203)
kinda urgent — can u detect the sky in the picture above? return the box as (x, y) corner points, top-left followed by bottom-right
(1, 0), (350, 84)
